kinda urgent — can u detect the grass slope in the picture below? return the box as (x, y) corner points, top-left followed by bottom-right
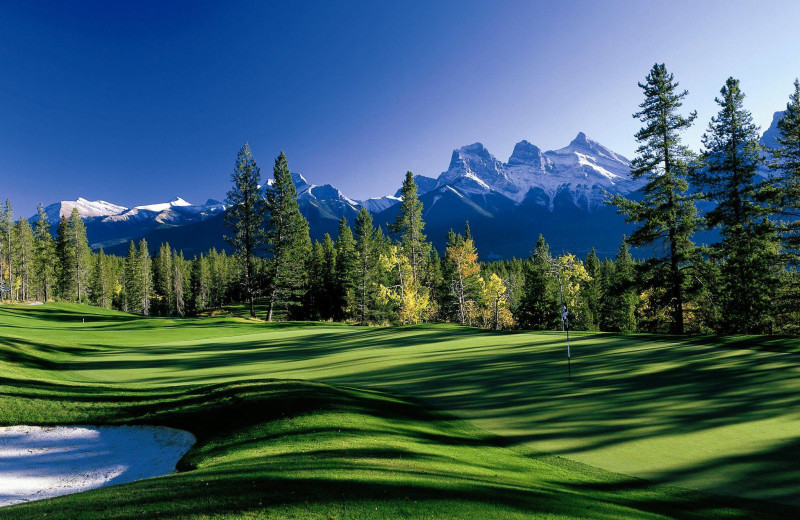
(1, 303), (798, 518)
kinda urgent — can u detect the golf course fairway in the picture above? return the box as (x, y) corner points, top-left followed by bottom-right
(1, 302), (798, 519)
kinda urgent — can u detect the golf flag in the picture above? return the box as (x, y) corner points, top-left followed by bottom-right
(562, 305), (571, 358)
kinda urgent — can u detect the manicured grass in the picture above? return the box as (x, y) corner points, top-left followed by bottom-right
(1, 302), (799, 518)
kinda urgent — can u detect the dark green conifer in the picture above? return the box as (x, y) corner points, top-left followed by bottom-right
(224, 143), (267, 318)
(611, 63), (699, 333)
(695, 77), (780, 333)
(264, 152), (311, 321)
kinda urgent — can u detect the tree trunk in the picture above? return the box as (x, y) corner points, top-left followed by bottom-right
(267, 288), (276, 322)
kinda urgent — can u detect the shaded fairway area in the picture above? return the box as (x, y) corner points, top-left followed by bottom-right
(2, 303), (799, 514)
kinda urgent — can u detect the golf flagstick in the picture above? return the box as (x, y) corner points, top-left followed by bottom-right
(562, 305), (571, 381)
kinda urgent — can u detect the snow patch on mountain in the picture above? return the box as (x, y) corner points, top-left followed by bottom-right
(432, 132), (641, 211)
(41, 198), (127, 222)
(359, 195), (402, 213)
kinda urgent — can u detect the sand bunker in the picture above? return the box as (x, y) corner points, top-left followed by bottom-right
(0, 425), (195, 507)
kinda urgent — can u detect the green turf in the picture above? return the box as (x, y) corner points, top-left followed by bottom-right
(1, 302), (798, 518)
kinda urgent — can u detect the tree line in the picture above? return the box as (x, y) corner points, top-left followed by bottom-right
(1, 64), (799, 334)
(610, 64), (800, 334)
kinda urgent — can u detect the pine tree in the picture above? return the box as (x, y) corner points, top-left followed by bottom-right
(207, 248), (228, 310)
(1, 200), (14, 300)
(153, 243), (174, 315)
(389, 172), (431, 322)
(90, 248), (113, 309)
(13, 217), (34, 301)
(136, 239), (152, 315)
(763, 79), (800, 259)
(392, 172), (430, 288)
(173, 250), (186, 317)
(68, 208), (91, 302)
(334, 217), (358, 320)
(439, 230), (461, 322)
(353, 207), (379, 325)
(55, 215), (74, 300)
(695, 77), (780, 333)
(604, 239), (639, 333)
(33, 204), (56, 302)
(582, 248), (602, 331)
(123, 241), (138, 313)
(224, 143), (268, 318)
(611, 64), (699, 333)
(190, 253), (210, 314)
(264, 152), (311, 321)
(515, 235), (559, 330)
(305, 241), (325, 320)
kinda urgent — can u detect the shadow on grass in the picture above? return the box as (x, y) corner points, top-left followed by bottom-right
(1, 378), (796, 520)
(4, 307), (800, 508)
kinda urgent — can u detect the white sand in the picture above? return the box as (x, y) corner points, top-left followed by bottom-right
(0, 425), (195, 507)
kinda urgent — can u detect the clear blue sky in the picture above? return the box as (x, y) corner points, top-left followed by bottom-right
(2, 0), (799, 216)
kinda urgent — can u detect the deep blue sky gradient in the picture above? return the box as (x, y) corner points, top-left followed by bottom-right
(2, 0), (799, 216)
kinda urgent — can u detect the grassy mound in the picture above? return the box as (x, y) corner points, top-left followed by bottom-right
(1, 377), (792, 520)
(1, 302), (799, 518)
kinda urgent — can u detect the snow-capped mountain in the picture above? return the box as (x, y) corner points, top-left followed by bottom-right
(359, 195), (403, 213)
(45, 131), (644, 258)
(41, 198), (128, 222)
(426, 132), (641, 212)
(102, 197), (225, 225)
(35, 196), (227, 250)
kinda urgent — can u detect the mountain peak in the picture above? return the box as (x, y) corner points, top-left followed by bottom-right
(169, 197), (191, 206)
(461, 142), (488, 152)
(761, 110), (785, 150)
(507, 140), (544, 167)
(570, 132), (592, 147)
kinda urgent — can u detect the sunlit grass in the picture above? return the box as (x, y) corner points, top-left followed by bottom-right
(1, 302), (798, 518)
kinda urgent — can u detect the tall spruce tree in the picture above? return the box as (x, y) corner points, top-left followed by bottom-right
(611, 64), (699, 334)
(390, 172), (431, 322)
(353, 207), (379, 325)
(90, 248), (113, 309)
(582, 248), (602, 331)
(695, 77), (780, 333)
(1, 200), (14, 300)
(136, 238), (152, 315)
(264, 152), (311, 321)
(392, 172), (430, 288)
(33, 204), (56, 302)
(224, 143), (267, 318)
(153, 243), (174, 315)
(123, 241), (138, 313)
(173, 250), (187, 317)
(190, 253), (210, 314)
(305, 240), (326, 320)
(67, 208), (91, 302)
(604, 239), (639, 333)
(13, 218), (35, 301)
(334, 217), (358, 320)
(55, 215), (74, 300)
(515, 235), (559, 330)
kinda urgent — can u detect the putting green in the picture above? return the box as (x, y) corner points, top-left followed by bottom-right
(2, 303), (799, 512)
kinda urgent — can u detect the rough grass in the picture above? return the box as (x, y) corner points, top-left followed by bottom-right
(1, 302), (798, 518)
